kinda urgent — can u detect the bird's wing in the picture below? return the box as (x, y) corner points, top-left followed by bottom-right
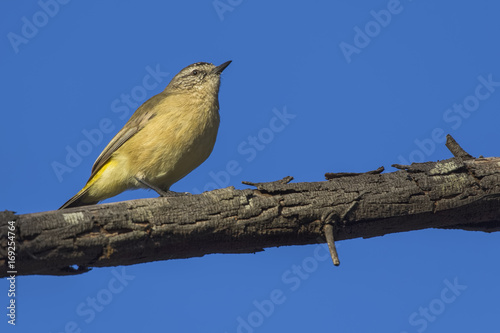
(88, 92), (166, 181)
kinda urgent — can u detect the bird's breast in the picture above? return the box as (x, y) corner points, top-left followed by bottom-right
(123, 94), (220, 189)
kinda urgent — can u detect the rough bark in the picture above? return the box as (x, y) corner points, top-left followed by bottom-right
(1, 136), (499, 277)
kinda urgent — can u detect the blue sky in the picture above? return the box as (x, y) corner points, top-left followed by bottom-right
(1, 1), (500, 332)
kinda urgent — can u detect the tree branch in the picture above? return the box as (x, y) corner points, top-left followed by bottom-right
(1, 136), (499, 277)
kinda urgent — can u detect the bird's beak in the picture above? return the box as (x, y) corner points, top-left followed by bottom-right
(213, 60), (232, 74)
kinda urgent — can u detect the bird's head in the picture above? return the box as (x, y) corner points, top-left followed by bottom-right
(166, 61), (231, 96)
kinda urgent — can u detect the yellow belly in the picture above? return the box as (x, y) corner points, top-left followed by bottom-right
(82, 93), (220, 203)
(117, 98), (220, 191)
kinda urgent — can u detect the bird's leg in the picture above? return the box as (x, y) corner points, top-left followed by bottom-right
(134, 176), (189, 197)
(134, 176), (169, 196)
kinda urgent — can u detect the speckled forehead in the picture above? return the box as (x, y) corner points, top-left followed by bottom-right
(180, 62), (215, 74)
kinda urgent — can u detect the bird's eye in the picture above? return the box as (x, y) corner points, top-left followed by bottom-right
(192, 70), (199, 76)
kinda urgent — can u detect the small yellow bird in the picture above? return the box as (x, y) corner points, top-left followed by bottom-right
(60, 61), (231, 209)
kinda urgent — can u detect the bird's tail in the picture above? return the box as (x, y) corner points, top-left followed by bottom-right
(59, 185), (98, 209)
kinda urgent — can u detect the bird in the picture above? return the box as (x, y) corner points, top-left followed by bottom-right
(59, 60), (231, 209)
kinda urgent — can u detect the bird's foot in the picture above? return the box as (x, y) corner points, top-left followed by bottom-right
(134, 176), (190, 197)
(158, 190), (191, 197)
